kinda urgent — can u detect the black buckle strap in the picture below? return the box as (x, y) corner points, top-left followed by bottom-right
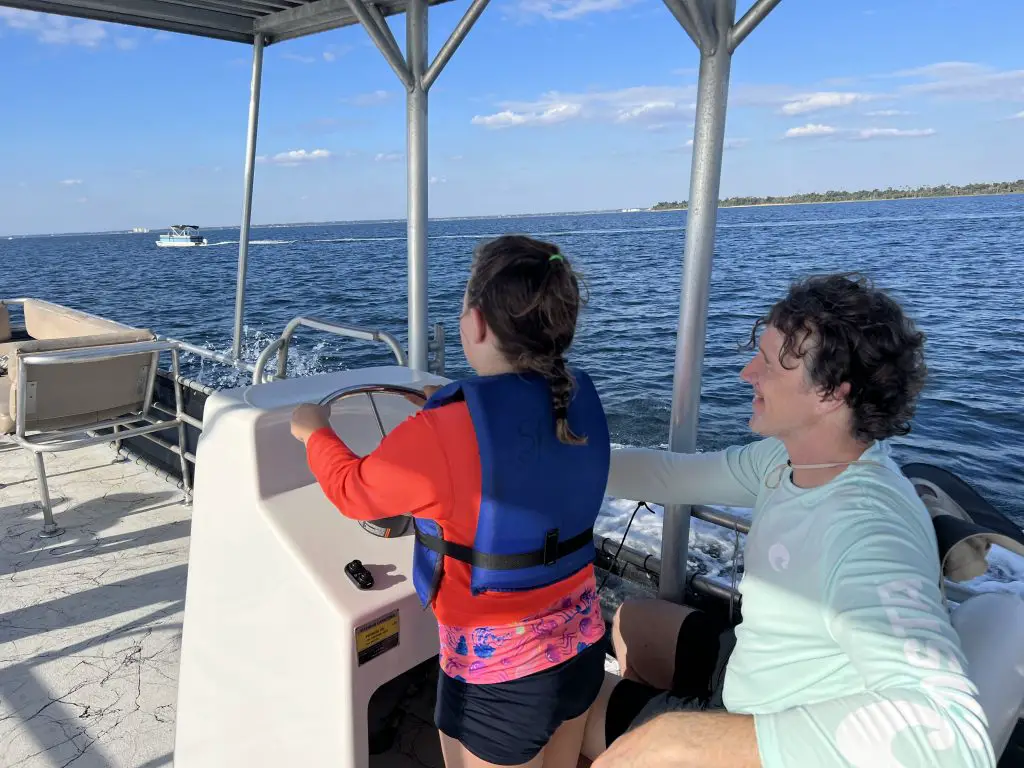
(415, 526), (595, 570)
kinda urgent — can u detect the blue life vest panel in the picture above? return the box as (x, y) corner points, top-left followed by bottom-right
(412, 370), (610, 607)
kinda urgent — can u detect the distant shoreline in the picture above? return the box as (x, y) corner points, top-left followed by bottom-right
(649, 181), (1024, 212)
(5, 183), (1023, 239)
(651, 191), (1024, 212)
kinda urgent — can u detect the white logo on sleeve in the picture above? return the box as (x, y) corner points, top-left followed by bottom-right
(836, 700), (955, 767)
(768, 542), (790, 571)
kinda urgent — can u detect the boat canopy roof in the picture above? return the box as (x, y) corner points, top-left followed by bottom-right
(172, 225), (200, 229)
(0, 0), (453, 44)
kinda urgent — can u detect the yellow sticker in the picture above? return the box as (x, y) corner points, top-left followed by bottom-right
(355, 610), (400, 665)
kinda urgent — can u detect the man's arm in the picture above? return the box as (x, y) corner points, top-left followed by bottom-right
(751, 496), (994, 768)
(607, 438), (785, 509)
(592, 711), (760, 768)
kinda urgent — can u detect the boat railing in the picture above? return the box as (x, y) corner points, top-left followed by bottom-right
(606, 503), (981, 607)
(162, 336), (259, 378)
(251, 315), (413, 385)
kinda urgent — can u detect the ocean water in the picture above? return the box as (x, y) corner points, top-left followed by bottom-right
(4, 195), (1022, 595)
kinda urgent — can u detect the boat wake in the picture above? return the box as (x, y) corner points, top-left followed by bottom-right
(206, 239), (296, 246)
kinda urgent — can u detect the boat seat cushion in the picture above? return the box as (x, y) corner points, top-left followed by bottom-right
(7, 329), (155, 434)
(23, 299), (133, 341)
(952, 592), (1024, 758)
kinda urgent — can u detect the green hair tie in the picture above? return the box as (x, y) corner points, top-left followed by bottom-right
(549, 253), (564, 263)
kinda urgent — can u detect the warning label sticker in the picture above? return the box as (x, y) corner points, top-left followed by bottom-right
(355, 610), (400, 666)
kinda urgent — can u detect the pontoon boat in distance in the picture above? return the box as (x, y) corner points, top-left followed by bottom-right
(156, 224), (207, 247)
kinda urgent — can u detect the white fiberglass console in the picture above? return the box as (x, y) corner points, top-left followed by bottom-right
(174, 366), (446, 768)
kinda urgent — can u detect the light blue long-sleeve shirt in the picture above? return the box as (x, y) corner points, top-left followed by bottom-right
(608, 438), (994, 768)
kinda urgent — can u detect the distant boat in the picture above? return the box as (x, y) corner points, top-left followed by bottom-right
(156, 225), (207, 248)
(133, 227), (150, 233)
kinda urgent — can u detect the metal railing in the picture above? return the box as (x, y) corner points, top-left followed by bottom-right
(676, 505), (980, 607)
(428, 322), (446, 375)
(251, 316), (407, 385)
(162, 336), (258, 377)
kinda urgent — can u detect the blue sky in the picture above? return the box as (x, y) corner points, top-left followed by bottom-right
(1, 0), (1022, 234)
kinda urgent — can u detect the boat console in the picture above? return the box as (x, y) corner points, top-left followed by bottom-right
(174, 366), (446, 768)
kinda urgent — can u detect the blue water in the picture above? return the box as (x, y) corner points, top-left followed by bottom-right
(4, 195), (1023, 528)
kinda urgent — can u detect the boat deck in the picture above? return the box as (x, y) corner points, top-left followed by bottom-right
(0, 441), (453, 768)
(0, 440), (612, 768)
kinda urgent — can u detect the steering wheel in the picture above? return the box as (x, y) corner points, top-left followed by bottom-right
(318, 384), (430, 538)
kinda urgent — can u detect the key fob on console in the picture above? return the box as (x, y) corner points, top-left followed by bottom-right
(345, 559), (374, 590)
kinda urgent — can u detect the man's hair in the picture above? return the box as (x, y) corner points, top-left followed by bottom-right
(749, 273), (927, 442)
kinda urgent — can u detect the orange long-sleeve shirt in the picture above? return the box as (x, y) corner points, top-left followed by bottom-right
(305, 401), (595, 628)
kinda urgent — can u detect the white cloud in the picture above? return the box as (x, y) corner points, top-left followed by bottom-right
(854, 127), (936, 140)
(346, 90), (391, 107)
(516, 0), (634, 20)
(780, 92), (874, 116)
(616, 101), (695, 129)
(375, 152), (403, 162)
(784, 124), (838, 139)
(472, 103), (582, 128)
(115, 37), (138, 51)
(892, 62), (1024, 102)
(281, 46), (346, 65)
(76, 197), (88, 204)
(472, 86), (696, 130)
(0, 9), (108, 47)
(866, 109), (912, 117)
(1013, 111), (1024, 119)
(683, 138), (748, 149)
(783, 124), (936, 141)
(59, 179), (83, 186)
(257, 149), (332, 166)
(429, 176), (447, 185)
(887, 62), (988, 80)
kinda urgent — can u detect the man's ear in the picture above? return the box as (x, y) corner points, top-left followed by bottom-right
(817, 380), (851, 416)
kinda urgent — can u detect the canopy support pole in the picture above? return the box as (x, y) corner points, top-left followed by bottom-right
(406, 0), (429, 371)
(231, 32), (265, 361)
(347, 0), (490, 371)
(661, 0), (778, 603)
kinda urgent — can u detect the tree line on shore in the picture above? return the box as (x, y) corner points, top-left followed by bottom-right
(650, 179), (1024, 210)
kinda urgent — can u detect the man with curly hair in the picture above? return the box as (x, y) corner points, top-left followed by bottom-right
(582, 274), (995, 768)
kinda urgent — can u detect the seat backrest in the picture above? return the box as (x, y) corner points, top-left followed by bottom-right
(0, 304), (10, 343)
(22, 299), (135, 341)
(951, 591), (1024, 758)
(8, 330), (156, 434)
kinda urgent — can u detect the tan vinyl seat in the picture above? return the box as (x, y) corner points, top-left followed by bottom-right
(0, 300), (154, 435)
(1, 299), (185, 539)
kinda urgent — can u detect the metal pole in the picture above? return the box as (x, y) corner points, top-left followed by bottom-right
(406, 0), (430, 372)
(347, 0), (414, 89)
(660, 0), (734, 603)
(231, 32), (265, 361)
(35, 453), (64, 538)
(422, 0), (492, 91)
(662, 0), (701, 49)
(730, 0), (782, 52)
